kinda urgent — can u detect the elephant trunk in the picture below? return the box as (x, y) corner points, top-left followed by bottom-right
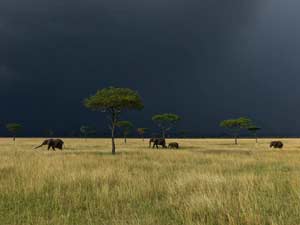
(34, 144), (44, 149)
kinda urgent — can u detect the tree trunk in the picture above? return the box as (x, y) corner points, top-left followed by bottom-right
(255, 133), (258, 143)
(124, 134), (127, 144)
(234, 135), (238, 145)
(162, 129), (166, 139)
(111, 125), (116, 155)
(110, 110), (118, 155)
(13, 136), (15, 142)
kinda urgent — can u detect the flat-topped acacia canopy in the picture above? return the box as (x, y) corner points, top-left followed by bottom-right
(84, 87), (143, 154)
(84, 87), (143, 112)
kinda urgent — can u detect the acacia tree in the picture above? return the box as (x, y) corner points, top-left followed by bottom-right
(152, 113), (181, 139)
(84, 87), (143, 154)
(80, 125), (96, 141)
(248, 126), (261, 143)
(6, 123), (22, 142)
(137, 128), (148, 141)
(117, 121), (134, 144)
(220, 117), (252, 145)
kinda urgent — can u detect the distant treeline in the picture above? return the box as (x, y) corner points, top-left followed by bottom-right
(0, 86), (293, 153)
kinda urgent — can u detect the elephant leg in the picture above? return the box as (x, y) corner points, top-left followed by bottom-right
(52, 146), (55, 151)
(48, 145), (51, 150)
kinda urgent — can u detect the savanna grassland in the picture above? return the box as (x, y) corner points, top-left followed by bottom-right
(1, 138), (300, 225)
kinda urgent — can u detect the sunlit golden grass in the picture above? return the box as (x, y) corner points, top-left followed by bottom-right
(1, 138), (300, 225)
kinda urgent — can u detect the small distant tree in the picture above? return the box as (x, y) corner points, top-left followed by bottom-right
(80, 125), (97, 141)
(117, 121), (134, 143)
(137, 128), (148, 141)
(248, 126), (261, 143)
(152, 113), (181, 139)
(84, 87), (143, 154)
(6, 123), (22, 142)
(220, 117), (252, 144)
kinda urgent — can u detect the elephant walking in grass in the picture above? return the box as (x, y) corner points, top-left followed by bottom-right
(149, 138), (167, 149)
(270, 141), (283, 149)
(35, 139), (64, 151)
(168, 142), (179, 149)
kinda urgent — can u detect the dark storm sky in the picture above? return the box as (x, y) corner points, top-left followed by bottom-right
(1, 0), (300, 136)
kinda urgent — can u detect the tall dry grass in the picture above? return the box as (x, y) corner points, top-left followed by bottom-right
(0, 138), (300, 225)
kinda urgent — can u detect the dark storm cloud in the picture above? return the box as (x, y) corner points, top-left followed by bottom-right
(0, 65), (17, 81)
(1, 0), (299, 136)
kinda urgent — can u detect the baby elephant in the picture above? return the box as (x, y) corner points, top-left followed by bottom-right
(35, 139), (64, 151)
(270, 141), (284, 149)
(168, 142), (179, 149)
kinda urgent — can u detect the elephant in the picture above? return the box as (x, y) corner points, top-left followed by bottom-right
(149, 138), (156, 148)
(149, 138), (167, 149)
(168, 142), (179, 149)
(35, 139), (64, 151)
(270, 141), (283, 149)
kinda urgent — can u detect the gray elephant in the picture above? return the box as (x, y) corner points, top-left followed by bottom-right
(149, 138), (167, 149)
(270, 141), (283, 149)
(35, 139), (64, 151)
(168, 142), (179, 149)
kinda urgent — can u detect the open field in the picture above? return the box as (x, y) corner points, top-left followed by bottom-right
(1, 138), (300, 225)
